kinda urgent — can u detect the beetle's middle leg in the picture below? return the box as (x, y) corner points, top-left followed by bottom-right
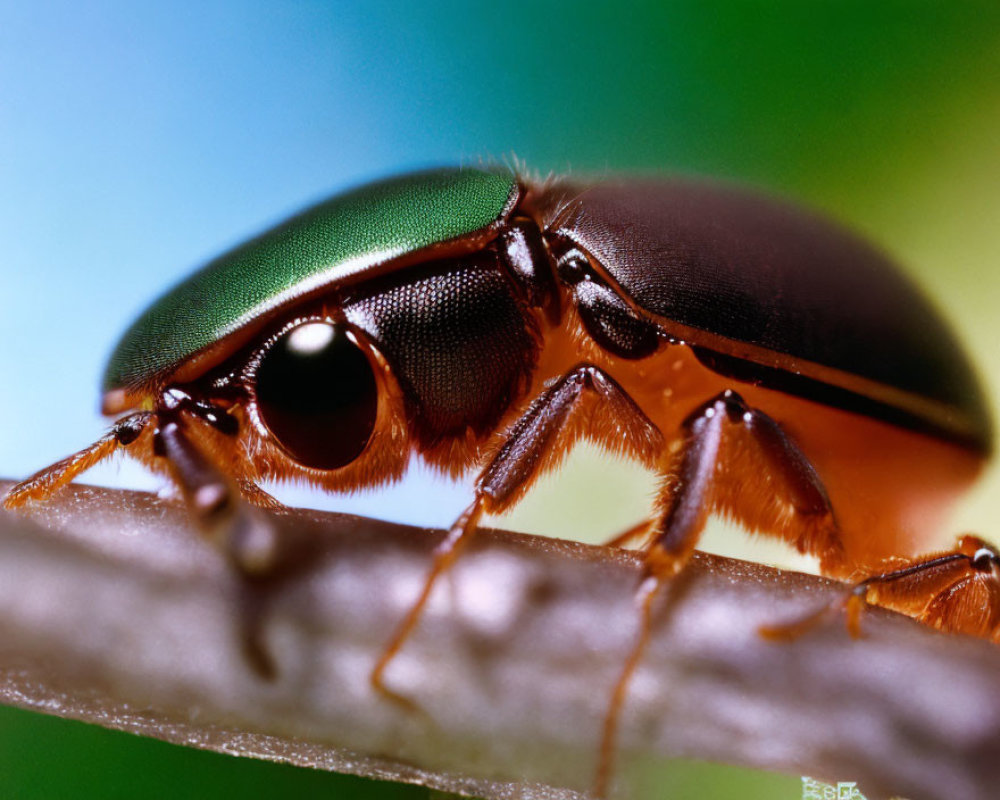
(370, 362), (665, 702)
(596, 388), (840, 797)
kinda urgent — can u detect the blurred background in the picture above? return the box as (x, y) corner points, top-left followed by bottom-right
(1, 2), (998, 798)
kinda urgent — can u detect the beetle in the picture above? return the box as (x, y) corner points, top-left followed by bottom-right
(4, 165), (995, 795)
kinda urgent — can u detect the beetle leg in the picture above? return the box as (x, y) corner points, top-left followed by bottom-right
(2, 412), (152, 509)
(915, 538), (1000, 639)
(154, 417), (235, 524)
(371, 497), (483, 709)
(764, 535), (1000, 642)
(603, 519), (654, 549)
(596, 389), (839, 796)
(154, 414), (276, 576)
(644, 389), (838, 576)
(477, 363), (664, 508)
(149, 409), (281, 680)
(371, 363), (664, 706)
(595, 393), (726, 796)
(235, 479), (287, 512)
(727, 394), (842, 568)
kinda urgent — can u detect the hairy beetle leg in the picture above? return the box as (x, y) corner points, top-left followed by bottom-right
(595, 394), (727, 797)
(370, 363), (664, 710)
(763, 535), (1000, 642)
(477, 363), (665, 507)
(596, 390), (839, 798)
(236, 479), (287, 513)
(2, 412), (152, 509)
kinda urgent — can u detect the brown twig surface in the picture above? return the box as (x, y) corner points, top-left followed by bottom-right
(1, 480), (999, 799)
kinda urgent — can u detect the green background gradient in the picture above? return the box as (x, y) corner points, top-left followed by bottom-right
(1, 3), (998, 798)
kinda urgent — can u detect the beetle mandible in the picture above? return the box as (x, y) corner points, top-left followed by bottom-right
(4, 166), (995, 795)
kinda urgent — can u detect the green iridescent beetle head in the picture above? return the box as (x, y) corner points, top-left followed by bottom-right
(101, 167), (519, 406)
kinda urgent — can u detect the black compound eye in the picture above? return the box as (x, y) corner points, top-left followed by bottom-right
(255, 321), (378, 470)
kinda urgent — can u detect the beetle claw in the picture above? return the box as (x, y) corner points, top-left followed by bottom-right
(757, 600), (842, 642)
(369, 672), (425, 717)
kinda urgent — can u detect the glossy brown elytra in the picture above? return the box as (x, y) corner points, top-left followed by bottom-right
(4, 166), (995, 795)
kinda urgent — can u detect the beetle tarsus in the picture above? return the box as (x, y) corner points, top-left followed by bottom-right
(595, 574), (660, 799)
(371, 497), (484, 711)
(603, 519), (654, 549)
(758, 601), (841, 642)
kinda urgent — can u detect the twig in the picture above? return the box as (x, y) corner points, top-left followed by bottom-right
(1, 481), (999, 799)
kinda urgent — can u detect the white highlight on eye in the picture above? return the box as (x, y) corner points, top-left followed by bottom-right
(287, 322), (335, 355)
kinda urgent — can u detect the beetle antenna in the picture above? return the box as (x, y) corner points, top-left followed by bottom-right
(2, 412), (153, 509)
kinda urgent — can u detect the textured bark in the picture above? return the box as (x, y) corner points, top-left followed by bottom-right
(1, 481), (998, 799)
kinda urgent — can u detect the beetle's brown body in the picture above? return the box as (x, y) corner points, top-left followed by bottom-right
(522, 178), (989, 578)
(528, 316), (985, 576)
(5, 168), (995, 797)
(533, 179), (990, 447)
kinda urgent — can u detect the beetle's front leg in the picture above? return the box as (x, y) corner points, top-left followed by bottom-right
(3, 388), (278, 577)
(370, 363), (665, 702)
(152, 403), (277, 577)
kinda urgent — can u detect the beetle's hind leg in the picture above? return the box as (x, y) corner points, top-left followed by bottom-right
(3, 412), (152, 509)
(764, 535), (1000, 642)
